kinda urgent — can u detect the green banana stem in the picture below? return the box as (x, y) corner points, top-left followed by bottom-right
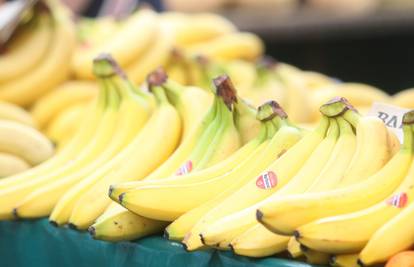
(103, 78), (121, 109)
(336, 116), (353, 136)
(162, 79), (186, 106)
(327, 118), (339, 138)
(319, 97), (356, 118)
(315, 116), (330, 136)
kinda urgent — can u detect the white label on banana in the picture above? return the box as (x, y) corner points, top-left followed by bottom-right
(368, 102), (408, 143)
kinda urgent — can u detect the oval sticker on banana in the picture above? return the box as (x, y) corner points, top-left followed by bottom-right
(368, 102), (409, 143)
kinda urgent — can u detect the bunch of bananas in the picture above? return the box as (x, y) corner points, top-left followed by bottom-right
(0, 1), (75, 106)
(30, 81), (98, 146)
(0, 101), (53, 177)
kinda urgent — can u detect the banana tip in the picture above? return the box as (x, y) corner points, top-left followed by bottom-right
(199, 233), (206, 245)
(147, 67), (168, 88)
(299, 244), (308, 252)
(119, 192), (125, 204)
(328, 255), (336, 266)
(108, 185), (114, 197)
(357, 259), (365, 267)
(12, 208), (19, 219)
(293, 230), (301, 239)
(49, 220), (58, 227)
(256, 209), (263, 222)
(68, 223), (78, 230)
(163, 230), (169, 240)
(88, 226), (96, 237)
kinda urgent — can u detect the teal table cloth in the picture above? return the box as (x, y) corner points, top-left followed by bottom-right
(0, 219), (323, 267)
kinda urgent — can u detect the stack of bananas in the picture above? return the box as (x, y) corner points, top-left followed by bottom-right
(0, 1), (76, 106)
(0, 101), (54, 177)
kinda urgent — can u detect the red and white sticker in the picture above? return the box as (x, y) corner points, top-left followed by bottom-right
(256, 171), (277, 190)
(176, 160), (193, 176)
(386, 192), (408, 208)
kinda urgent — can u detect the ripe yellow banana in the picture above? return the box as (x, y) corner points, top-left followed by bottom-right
(0, 101), (36, 127)
(126, 23), (173, 85)
(0, 120), (54, 166)
(392, 88), (414, 108)
(287, 237), (303, 258)
(183, 117), (325, 251)
(88, 203), (168, 241)
(222, 60), (257, 95)
(0, 81), (107, 192)
(275, 63), (312, 123)
(0, 4), (76, 106)
(358, 203), (414, 265)
(330, 253), (359, 267)
(0, 12), (52, 83)
(161, 12), (236, 48)
(187, 32), (264, 62)
(300, 245), (330, 265)
(234, 98), (261, 144)
(72, 9), (158, 79)
(45, 103), (87, 146)
(0, 152), (30, 178)
(201, 118), (339, 250)
(31, 80), (98, 129)
(258, 111), (414, 236)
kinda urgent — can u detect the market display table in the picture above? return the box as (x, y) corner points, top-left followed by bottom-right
(0, 219), (322, 267)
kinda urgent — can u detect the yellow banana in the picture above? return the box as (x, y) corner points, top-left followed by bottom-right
(392, 88), (414, 108)
(161, 12), (236, 48)
(0, 152), (30, 178)
(258, 112), (414, 236)
(287, 237), (303, 258)
(187, 32), (264, 62)
(88, 203), (168, 241)
(300, 245), (330, 265)
(330, 253), (359, 267)
(126, 23), (173, 85)
(0, 101), (36, 128)
(0, 12), (52, 83)
(0, 4), (76, 106)
(72, 9), (158, 79)
(31, 80), (97, 129)
(0, 120), (54, 166)
(45, 103), (87, 146)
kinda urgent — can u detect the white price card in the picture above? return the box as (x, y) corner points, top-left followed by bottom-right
(367, 102), (409, 143)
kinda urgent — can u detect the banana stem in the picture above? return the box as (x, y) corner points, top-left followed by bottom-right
(151, 86), (169, 104)
(104, 78), (122, 109)
(343, 109), (361, 129)
(319, 97), (356, 118)
(213, 75), (237, 111)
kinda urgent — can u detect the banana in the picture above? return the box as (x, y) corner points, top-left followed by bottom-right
(47, 65), (180, 228)
(187, 32), (264, 62)
(287, 237), (303, 258)
(161, 12), (236, 48)
(392, 88), (414, 108)
(275, 63), (312, 123)
(301, 71), (334, 91)
(0, 101), (36, 127)
(222, 60), (257, 94)
(88, 203), (168, 242)
(296, 151), (414, 255)
(239, 62), (286, 108)
(0, 76), (107, 194)
(233, 98), (261, 144)
(330, 253), (359, 267)
(201, 117), (339, 250)
(14, 58), (153, 219)
(72, 9), (158, 79)
(31, 80), (98, 129)
(0, 152), (30, 178)
(0, 120), (54, 166)
(258, 111), (414, 236)
(183, 117), (325, 251)
(0, 12), (52, 83)
(0, 4), (76, 106)
(8, 76), (122, 219)
(164, 49), (190, 85)
(126, 23), (173, 85)
(300, 245), (330, 265)
(358, 150), (414, 265)
(45, 103), (87, 146)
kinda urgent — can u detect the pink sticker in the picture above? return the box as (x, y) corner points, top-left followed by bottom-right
(176, 161), (193, 176)
(256, 171), (277, 189)
(386, 192), (408, 208)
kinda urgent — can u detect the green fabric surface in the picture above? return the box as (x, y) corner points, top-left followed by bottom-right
(0, 219), (323, 267)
